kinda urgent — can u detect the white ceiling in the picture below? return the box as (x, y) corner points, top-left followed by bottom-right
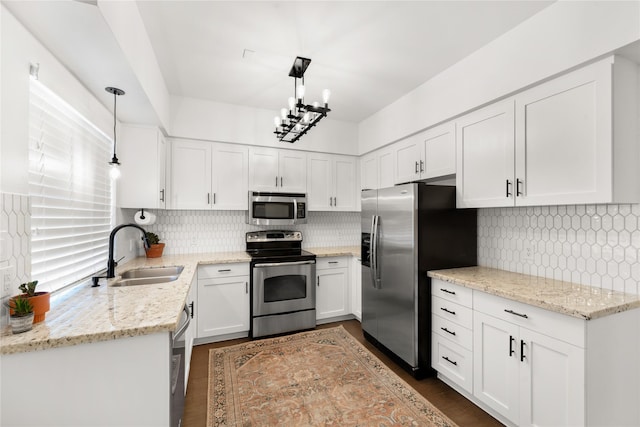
(5, 0), (555, 125)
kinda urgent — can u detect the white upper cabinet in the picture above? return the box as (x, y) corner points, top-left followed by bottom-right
(307, 153), (358, 211)
(249, 147), (306, 193)
(117, 124), (167, 209)
(457, 55), (639, 208)
(170, 140), (248, 210)
(394, 121), (456, 184)
(359, 146), (394, 191)
(456, 100), (515, 208)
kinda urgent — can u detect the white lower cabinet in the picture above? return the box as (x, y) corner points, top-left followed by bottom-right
(196, 263), (250, 338)
(316, 257), (350, 321)
(351, 257), (361, 320)
(431, 278), (640, 427)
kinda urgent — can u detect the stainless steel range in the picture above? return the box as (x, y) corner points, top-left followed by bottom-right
(246, 230), (316, 338)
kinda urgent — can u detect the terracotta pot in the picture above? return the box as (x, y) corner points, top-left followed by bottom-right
(145, 243), (165, 258)
(10, 312), (34, 334)
(10, 292), (50, 323)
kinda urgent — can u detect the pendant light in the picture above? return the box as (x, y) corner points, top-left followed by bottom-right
(105, 86), (125, 180)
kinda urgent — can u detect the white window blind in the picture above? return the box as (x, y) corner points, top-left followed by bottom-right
(28, 80), (114, 293)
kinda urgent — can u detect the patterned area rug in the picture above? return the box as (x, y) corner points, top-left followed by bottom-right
(207, 326), (458, 426)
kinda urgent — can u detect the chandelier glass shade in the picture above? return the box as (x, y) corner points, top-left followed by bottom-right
(273, 57), (331, 143)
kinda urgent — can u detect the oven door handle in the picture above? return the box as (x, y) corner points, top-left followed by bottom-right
(253, 260), (316, 268)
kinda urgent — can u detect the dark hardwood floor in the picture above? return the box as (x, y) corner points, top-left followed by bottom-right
(183, 320), (503, 426)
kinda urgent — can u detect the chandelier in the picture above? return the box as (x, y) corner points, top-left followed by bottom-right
(273, 56), (331, 143)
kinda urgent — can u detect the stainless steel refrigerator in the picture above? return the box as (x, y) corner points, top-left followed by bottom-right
(361, 183), (476, 378)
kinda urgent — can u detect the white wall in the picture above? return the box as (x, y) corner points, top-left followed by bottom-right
(0, 5), (114, 195)
(359, 1), (640, 154)
(170, 95), (359, 155)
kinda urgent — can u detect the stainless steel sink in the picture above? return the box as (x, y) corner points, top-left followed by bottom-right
(120, 266), (184, 279)
(110, 266), (184, 287)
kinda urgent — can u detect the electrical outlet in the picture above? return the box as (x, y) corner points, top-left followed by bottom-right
(0, 265), (16, 298)
(522, 241), (533, 262)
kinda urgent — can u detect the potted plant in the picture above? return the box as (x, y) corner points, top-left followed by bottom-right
(144, 232), (165, 258)
(7, 296), (34, 334)
(14, 280), (50, 323)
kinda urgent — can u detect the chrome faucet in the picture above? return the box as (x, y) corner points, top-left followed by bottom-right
(92, 223), (150, 286)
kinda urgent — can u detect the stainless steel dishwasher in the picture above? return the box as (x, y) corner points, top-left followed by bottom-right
(171, 304), (190, 427)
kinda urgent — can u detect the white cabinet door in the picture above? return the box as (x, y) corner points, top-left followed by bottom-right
(394, 133), (423, 184)
(316, 258), (350, 321)
(333, 156), (357, 211)
(351, 257), (361, 320)
(360, 152), (378, 191)
(423, 121), (455, 179)
(248, 147), (280, 191)
(519, 328), (585, 427)
(378, 148), (395, 188)
(456, 100), (515, 208)
(473, 311), (520, 423)
(212, 143), (248, 210)
(279, 151), (307, 193)
(197, 276), (249, 337)
(515, 62), (611, 206)
(117, 125), (166, 209)
(170, 140), (212, 209)
(307, 153), (333, 210)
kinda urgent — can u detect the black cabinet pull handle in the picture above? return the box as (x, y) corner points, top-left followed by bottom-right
(160, 189), (165, 202)
(504, 309), (528, 319)
(440, 307), (456, 315)
(207, 193), (210, 204)
(415, 161), (419, 173)
(218, 269), (231, 272)
(516, 178), (523, 196)
(420, 160), (424, 173)
(275, 176), (278, 187)
(520, 340), (526, 362)
(328, 261), (338, 264)
(506, 179), (512, 197)
(245, 282), (248, 294)
(280, 177), (283, 187)
(317, 276), (320, 286)
(442, 356), (457, 366)
(213, 193), (216, 204)
(509, 335), (515, 356)
(441, 327), (456, 336)
(189, 301), (194, 318)
(440, 288), (456, 295)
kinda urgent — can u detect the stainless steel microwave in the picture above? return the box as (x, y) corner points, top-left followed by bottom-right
(247, 192), (307, 225)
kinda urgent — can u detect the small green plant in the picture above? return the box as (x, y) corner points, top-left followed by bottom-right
(145, 232), (161, 245)
(9, 296), (33, 317)
(18, 280), (39, 297)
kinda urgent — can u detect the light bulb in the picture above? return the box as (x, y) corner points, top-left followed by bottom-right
(280, 108), (288, 119)
(288, 97), (295, 111)
(303, 112), (311, 123)
(313, 101), (319, 109)
(295, 123), (302, 132)
(297, 84), (305, 100)
(274, 116), (281, 127)
(109, 163), (121, 180)
(322, 89), (331, 104)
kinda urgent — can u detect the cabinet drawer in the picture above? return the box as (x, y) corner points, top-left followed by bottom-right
(198, 263), (249, 279)
(432, 333), (473, 394)
(432, 296), (472, 329)
(432, 279), (473, 308)
(432, 314), (473, 350)
(317, 257), (348, 269)
(474, 290), (585, 348)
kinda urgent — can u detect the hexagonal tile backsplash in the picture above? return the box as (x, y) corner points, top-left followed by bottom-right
(478, 204), (640, 295)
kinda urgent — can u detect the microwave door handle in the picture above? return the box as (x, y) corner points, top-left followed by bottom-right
(293, 199), (298, 220)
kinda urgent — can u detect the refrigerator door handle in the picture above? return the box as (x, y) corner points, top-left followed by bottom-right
(371, 215), (381, 289)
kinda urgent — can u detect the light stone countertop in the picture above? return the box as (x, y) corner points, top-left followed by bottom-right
(307, 246), (360, 258)
(1, 248), (360, 355)
(428, 266), (640, 320)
